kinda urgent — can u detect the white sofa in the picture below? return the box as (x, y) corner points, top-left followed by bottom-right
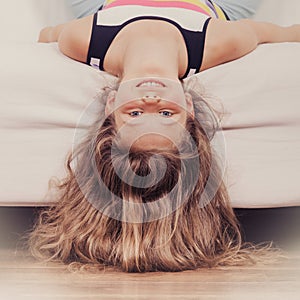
(1, 0), (299, 208)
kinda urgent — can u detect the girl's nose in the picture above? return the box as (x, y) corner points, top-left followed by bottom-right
(141, 95), (161, 103)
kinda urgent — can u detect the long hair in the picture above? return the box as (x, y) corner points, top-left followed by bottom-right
(28, 82), (274, 272)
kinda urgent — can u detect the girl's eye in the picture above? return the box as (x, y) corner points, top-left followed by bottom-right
(159, 111), (173, 117)
(129, 111), (143, 117)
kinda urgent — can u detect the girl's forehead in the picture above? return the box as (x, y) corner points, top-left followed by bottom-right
(117, 123), (186, 150)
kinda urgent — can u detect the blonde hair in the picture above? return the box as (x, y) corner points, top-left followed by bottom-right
(29, 83), (275, 272)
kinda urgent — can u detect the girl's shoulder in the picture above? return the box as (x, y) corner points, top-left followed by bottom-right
(58, 15), (94, 63)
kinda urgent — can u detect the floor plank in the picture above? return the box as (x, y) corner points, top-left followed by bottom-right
(1, 249), (299, 300)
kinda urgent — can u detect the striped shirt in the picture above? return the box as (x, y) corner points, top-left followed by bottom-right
(86, 0), (228, 78)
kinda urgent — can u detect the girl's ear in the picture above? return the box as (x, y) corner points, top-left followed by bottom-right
(185, 92), (194, 118)
(105, 90), (117, 116)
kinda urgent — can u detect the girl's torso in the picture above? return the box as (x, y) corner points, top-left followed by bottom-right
(86, 0), (228, 78)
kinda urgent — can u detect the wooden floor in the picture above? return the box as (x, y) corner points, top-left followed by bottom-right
(1, 206), (300, 300)
(1, 247), (300, 300)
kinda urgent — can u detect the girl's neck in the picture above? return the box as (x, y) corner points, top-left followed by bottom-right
(114, 21), (187, 81)
(120, 43), (180, 80)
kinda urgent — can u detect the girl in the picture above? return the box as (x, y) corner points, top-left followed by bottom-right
(29, 0), (296, 272)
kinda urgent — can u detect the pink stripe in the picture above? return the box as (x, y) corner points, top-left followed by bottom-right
(104, 0), (211, 16)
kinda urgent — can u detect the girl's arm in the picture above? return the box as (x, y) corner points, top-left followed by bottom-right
(38, 15), (93, 63)
(202, 19), (300, 70)
(38, 24), (68, 43)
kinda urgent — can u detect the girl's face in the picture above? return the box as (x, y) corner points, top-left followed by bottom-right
(105, 77), (194, 150)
